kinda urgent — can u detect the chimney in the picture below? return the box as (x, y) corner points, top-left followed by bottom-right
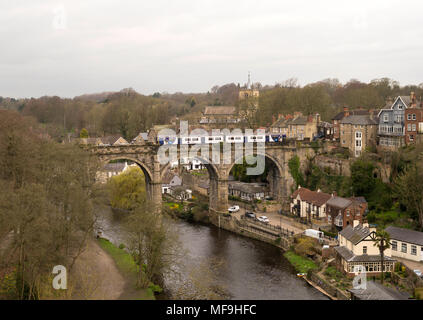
(343, 107), (349, 117)
(411, 92), (417, 107)
(353, 220), (360, 228)
(331, 191), (337, 197)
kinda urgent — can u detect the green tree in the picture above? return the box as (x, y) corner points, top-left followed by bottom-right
(350, 159), (375, 196)
(79, 128), (89, 138)
(107, 166), (146, 211)
(394, 164), (423, 227)
(372, 230), (391, 284)
(288, 155), (304, 188)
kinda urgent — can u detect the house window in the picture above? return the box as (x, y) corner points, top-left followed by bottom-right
(401, 243), (407, 253)
(412, 124), (416, 131)
(363, 246), (367, 254)
(346, 210), (350, 217)
(392, 241), (397, 251)
(408, 124), (412, 131)
(410, 135), (414, 141)
(383, 114), (389, 122)
(411, 245), (417, 255)
(408, 114), (412, 120)
(413, 114), (416, 120)
(356, 132), (362, 139)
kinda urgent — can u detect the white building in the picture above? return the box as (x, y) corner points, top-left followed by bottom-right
(386, 226), (423, 262)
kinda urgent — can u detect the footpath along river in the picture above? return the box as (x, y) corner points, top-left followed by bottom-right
(96, 206), (328, 300)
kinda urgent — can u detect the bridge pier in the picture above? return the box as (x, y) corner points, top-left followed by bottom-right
(208, 177), (229, 215)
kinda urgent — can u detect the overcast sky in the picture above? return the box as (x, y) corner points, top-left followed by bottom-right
(1, 0), (422, 98)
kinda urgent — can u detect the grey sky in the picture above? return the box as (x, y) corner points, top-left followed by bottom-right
(1, 0), (422, 98)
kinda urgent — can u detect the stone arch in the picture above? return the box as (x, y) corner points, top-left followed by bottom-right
(227, 151), (285, 202)
(99, 155), (155, 201)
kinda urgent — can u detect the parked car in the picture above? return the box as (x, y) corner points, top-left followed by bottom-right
(257, 216), (269, 223)
(228, 205), (240, 213)
(265, 196), (274, 200)
(414, 270), (422, 277)
(244, 212), (256, 219)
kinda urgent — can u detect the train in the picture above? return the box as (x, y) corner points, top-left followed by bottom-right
(157, 133), (286, 146)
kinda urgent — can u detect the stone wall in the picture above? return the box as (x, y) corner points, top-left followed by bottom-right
(308, 271), (350, 300)
(315, 155), (351, 176)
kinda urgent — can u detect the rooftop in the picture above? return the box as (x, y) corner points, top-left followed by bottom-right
(339, 224), (371, 245)
(326, 196), (352, 209)
(229, 181), (268, 194)
(385, 226), (423, 247)
(203, 106), (236, 115)
(291, 187), (332, 206)
(340, 115), (378, 125)
(349, 281), (409, 300)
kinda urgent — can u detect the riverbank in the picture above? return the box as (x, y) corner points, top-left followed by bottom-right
(70, 239), (126, 299)
(97, 238), (155, 300)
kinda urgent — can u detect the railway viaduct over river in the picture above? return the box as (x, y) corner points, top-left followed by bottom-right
(88, 142), (315, 221)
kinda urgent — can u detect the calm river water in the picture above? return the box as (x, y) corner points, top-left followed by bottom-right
(95, 206), (328, 300)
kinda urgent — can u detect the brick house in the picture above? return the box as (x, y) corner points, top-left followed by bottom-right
(326, 196), (368, 230)
(404, 92), (423, 145)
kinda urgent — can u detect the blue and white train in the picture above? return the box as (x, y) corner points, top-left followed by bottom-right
(157, 133), (286, 146)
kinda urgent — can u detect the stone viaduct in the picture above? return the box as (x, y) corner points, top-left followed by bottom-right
(90, 142), (315, 220)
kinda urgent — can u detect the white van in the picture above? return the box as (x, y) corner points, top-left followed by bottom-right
(304, 229), (324, 241)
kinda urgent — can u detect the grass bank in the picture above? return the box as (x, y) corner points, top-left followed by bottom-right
(283, 251), (318, 274)
(97, 238), (155, 300)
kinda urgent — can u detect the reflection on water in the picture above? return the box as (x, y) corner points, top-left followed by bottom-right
(95, 206), (328, 300)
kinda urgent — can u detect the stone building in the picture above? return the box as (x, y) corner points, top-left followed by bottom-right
(199, 106), (239, 124)
(339, 114), (378, 157)
(270, 113), (320, 141)
(332, 108), (370, 141)
(228, 181), (268, 202)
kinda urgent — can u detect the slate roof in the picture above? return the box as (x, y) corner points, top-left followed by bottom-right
(228, 181), (268, 194)
(101, 135), (128, 145)
(385, 226), (423, 247)
(326, 196), (352, 209)
(289, 116), (308, 125)
(339, 224), (371, 245)
(334, 246), (395, 263)
(102, 162), (126, 172)
(349, 281), (409, 300)
(271, 117), (288, 128)
(332, 109), (370, 121)
(291, 187), (332, 206)
(203, 106), (236, 115)
(340, 115), (378, 125)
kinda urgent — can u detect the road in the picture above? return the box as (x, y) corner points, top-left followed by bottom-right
(230, 205), (304, 235)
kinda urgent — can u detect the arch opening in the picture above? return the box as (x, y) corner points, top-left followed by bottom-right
(228, 153), (284, 208)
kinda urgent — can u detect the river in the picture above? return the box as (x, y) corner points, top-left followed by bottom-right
(95, 206), (328, 300)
